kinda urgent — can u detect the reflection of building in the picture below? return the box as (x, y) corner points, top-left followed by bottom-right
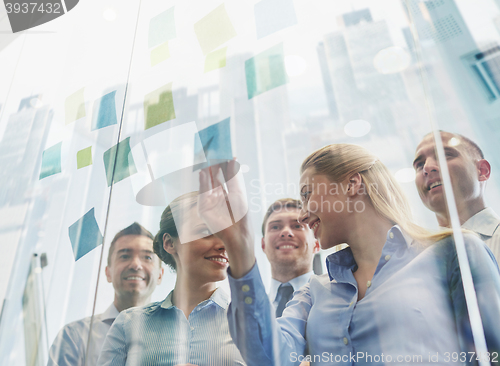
(0, 97), (52, 207)
(339, 8), (373, 27)
(320, 9), (408, 136)
(316, 42), (339, 120)
(403, 0), (500, 199)
(0, 97), (53, 366)
(495, 15), (500, 35)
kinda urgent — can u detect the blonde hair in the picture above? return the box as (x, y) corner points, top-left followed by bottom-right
(300, 144), (452, 244)
(153, 191), (199, 270)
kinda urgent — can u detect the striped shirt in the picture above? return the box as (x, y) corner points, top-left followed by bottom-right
(462, 207), (500, 264)
(97, 288), (245, 366)
(48, 303), (118, 366)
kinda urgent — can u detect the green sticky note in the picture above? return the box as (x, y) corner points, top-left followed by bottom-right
(40, 142), (62, 179)
(150, 42), (170, 66)
(204, 47), (227, 72)
(65, 88), (86, 124)
(77, 146), (92, 169)
(245, 43), (288, 99)
(144, 83), (176, 130)
(103, 137), (137, 187)
(149, 7), (176, 48)
(194, 4), (237, 55)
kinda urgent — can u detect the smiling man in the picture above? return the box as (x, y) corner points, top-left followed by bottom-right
(261, 199), (319, 317)
(413, 131), (500, 261)
(47, 222), (164, 366)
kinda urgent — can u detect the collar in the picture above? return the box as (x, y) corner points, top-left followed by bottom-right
(462, 208), (500, 237)
(100, 303), (120, 324)
(160, 287), (229, 310)
(326, 225), (412, 282)
(269, 271), (313, 302)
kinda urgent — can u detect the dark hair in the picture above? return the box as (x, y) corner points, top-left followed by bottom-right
(153, 192), (199, 271)
(262, 198), (302, 236)
(108, 222), (159, 266)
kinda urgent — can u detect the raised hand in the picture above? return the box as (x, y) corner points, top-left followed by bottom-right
(198, 159), (255, 278)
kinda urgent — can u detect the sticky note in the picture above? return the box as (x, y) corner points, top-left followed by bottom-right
(144, 83), (176, 130)
(245, 43), (288, 99)
(39, 142), (62, 179)
(195, 118), (232, 167)
(150, 42), (170, 66)
(204, 47), (227, 72)
(103, 137), (137, 187)
(77, 146), (92, 169)
(254, 0), (298, 39)
(65, 88), (86, 124)
(91, 91), (117, 131)
(68, 208), (103, 261)
(194, 4), (237, 55)
(148, 7), (176, 48)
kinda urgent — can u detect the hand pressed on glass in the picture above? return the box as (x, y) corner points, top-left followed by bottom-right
(198, 159), (248, 237)
(198, 159), (255, 278)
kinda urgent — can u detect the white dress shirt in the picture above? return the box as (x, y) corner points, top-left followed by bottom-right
(462, 207), (500, 263)
(48, 303), (119, 366)
(268, 271), (313, 312)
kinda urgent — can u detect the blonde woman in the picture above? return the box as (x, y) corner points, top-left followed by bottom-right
(97, 192), (245, 366)
(199, 145), (500, 365)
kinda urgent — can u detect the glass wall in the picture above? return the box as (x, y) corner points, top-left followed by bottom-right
(0, 0), (499, 365)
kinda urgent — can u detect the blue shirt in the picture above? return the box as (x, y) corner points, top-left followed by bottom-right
(48, 303), (119, 366)
(462, 207), (500, 263)
(97, 288), (245, 366)
(228, 226), (500, 365)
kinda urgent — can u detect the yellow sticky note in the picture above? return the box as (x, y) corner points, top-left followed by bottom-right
(194, 4), (237, 55)
(65, 88), (86, 124)
(143, 83), (176, 130)
(150, 42), (170, 66)
(204, 47), (227, 72)
(77, 146), (92, 169)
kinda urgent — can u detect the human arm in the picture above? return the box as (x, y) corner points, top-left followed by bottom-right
(227, 263), (310, 366)
(449, 234), (500, 361)
(96, 314), (128, 366)
(199, 161), (309, 365)
(198, 160), (254, 278)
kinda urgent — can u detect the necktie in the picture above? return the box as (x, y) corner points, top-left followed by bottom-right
(275, 283), (294, 317)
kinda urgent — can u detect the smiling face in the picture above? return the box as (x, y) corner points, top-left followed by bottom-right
(105, 235), (163, 307)
(413, 132), (487, 219)
(165, 204), (228, 284)
(261, 208), (318, 274)
(299, 168), (355, 249)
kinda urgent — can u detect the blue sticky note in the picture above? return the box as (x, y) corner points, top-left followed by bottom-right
(103, 137), (137, 187)
(245, 43), (288, 99)
(254, 0), (298, 39)
(149, 7), (176, 48)
(68, 208), (103, 261)
(194, 118), (232, 167)
(39, 142), (62, 179)
(91, 91), (117, 131)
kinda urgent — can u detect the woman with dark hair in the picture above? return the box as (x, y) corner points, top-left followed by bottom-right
(199, 146), (500, 365)
(97, 191), (245, 366)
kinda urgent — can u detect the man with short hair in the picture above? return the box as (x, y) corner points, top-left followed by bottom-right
(413, 131), (500, 261)
(47, 222), (164, 366)
(261, 199), (319, 317)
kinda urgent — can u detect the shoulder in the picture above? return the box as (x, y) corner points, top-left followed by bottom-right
(432, 231), (486, 250)
(306, 273), (332, 291)
(119, 301), (164, 319)
(51, 316), (91, 349)
(61, 316), (91, 335)
(432, 232), (499, 270)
